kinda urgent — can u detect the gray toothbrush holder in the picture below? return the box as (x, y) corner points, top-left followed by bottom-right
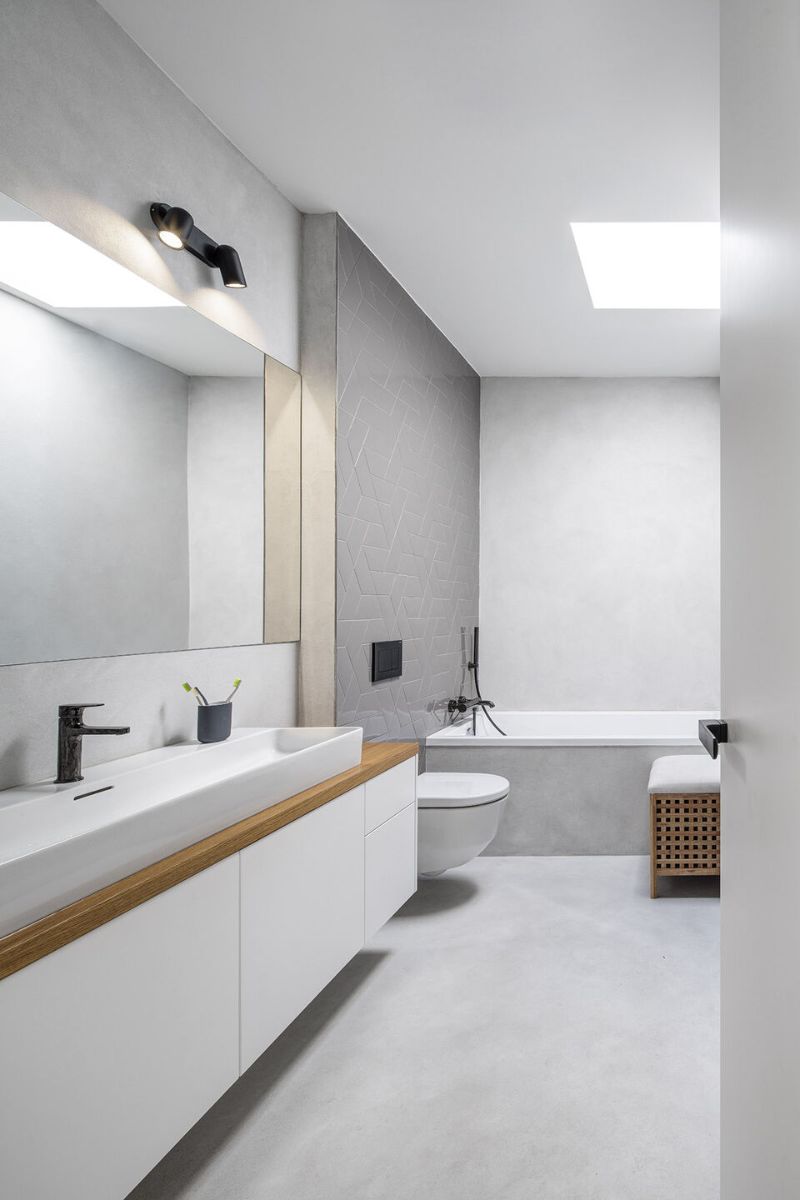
(197, 701), (233, 744)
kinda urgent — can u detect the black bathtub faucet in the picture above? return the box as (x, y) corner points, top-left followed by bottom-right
(447, 695), (496, 736)
(447, 695), (496, 715)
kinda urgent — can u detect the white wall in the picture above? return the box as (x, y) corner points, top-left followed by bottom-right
(0, 0), (300, 788)
(480, 378), (720, 711)
(721, 3), (800, 1195)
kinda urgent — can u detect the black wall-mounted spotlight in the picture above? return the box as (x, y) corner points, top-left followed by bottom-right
(150, 202), (247, 289)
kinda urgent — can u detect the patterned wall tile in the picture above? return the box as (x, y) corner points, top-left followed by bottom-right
(335, 219), (480, 740)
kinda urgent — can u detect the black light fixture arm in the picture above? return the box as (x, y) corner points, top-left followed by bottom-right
(150, 203), (247, 289)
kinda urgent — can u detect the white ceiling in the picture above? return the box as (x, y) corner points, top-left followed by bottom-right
(98, 0), (719, 376)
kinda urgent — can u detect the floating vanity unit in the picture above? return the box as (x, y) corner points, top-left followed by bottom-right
(0, 734), (418, 1200)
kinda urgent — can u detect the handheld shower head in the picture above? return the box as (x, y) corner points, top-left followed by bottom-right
(467, 624), (507, 737)
(470, 625), (479, 671)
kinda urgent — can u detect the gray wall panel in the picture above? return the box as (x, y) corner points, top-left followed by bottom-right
(335, 220), (480, 740)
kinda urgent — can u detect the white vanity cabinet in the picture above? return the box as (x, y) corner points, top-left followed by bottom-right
(0, 751), (418, 1200)
(364, 759), (418, 940)
(0, 857), (240, 1200)
(239, 760), (419, 1069)
(239, 784), (366, 1072)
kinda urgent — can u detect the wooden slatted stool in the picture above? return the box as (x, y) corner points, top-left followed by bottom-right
(648, 755), (721, 898)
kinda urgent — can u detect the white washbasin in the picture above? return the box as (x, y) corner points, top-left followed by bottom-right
(0, 725), (363, 938)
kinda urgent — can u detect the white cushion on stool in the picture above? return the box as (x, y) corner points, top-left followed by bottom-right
(648, 754), (721, 794)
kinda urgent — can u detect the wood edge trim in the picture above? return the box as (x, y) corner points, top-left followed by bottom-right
(0, 741), (418, 982)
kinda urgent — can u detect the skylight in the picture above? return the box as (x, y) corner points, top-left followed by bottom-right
(570, 222), (720, 310)
(0, 221), (182, 308)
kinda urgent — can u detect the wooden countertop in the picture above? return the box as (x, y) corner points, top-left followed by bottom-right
(0, 740), (418, 983)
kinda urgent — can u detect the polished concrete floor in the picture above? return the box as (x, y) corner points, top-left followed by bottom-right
(129, 857), (719, 1200)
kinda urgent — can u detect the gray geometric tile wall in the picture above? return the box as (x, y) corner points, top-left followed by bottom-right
(336, 219), (480, 740)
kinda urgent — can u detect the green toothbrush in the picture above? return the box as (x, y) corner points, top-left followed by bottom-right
(224, 678), (242, 703)
(182, 682), (209, 706)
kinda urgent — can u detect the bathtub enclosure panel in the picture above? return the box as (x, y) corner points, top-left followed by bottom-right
(427, 713), (708, 855)
(427, 744), (704, 855)
(239, 786), (366, 1072)
(0, 858), (240, 1200)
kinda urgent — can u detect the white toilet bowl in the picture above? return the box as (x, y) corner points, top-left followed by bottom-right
(417, 772), (509, 876)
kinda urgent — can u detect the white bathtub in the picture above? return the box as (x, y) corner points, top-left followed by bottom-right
(425, 710), (720, 855)
(426, 710), (718, 748)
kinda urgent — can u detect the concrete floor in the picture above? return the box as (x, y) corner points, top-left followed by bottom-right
(128, 857), (719, 1200)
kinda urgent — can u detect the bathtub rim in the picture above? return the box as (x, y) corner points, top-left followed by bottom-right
(425, 709), (720, 748)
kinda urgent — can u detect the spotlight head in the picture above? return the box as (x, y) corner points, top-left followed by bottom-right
(213, 244), (247, 289)
(150, 203), (194, 249)
(149, 201), (247, 288)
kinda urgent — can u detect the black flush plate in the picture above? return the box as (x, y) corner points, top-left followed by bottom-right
(371, 640), (403, 683)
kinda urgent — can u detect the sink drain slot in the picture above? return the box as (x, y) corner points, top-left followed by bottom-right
(73, 785), (114, 801)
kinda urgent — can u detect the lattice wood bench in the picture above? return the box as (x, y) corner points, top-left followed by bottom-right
(648, 755), (721, 898)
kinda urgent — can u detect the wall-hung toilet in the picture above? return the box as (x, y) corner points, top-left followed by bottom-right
(417, 772), (510, 876)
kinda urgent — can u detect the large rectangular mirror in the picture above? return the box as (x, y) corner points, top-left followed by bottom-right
(0, 193), (300, 665)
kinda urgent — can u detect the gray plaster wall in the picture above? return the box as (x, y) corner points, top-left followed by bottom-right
(0, 0), (299, 368)
(335, 219), (480, 740)
(0, 0), (299, 788)
(426, 743), (705, 855)
(0, 289), (190, 664)
(480, 377), (720, 711)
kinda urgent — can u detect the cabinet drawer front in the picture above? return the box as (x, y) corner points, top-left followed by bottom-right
(365, 756), (417, 834)
(240, 785), (365, 1073)
(0, 858), (240, 1200)
(365, 802), (417, 941)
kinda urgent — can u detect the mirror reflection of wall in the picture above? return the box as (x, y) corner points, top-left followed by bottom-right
(0, 192), (300, 665)
(186, 375), (264, 650)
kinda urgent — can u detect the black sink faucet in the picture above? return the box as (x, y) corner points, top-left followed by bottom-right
(56, 704), (131, 784)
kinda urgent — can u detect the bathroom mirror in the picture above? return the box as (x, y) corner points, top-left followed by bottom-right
(0, 192), (301, 665)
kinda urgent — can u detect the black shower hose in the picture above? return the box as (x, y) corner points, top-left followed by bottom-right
(472, 661), (507, 737)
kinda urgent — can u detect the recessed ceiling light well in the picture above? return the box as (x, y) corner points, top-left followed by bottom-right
(0, 221), (182, 309)
(570, 221), (720, 309)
